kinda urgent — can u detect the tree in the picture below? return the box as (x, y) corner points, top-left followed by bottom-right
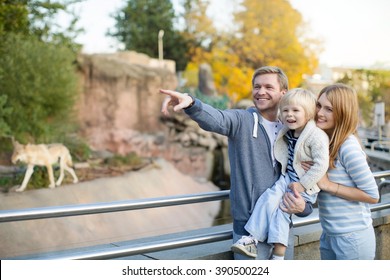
(181, 0), (320, 100)
(337, 69), (390, 126)
(0, 33), (79, 142)
(0, 1), (83, 142)
(0, 0), (29, 36)
(109, 0), (189, 71)
(179, 0), (215, 51)
(0, 0), (83, 53)
(0, 94), (11, 137)
(230, 0), (319, 88)
(184, 46), (253, 102)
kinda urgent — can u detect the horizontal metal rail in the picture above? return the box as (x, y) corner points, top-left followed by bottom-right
(2, 170), (390, 259)
(371, 140), (390, 152)
(373, 170), (390, 178)
(31, 201), (390, 260)
(1, 171), (389, 223)
(0, 190), (230, 223)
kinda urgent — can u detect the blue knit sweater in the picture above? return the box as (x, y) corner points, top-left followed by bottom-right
(185, 99), (282, 235)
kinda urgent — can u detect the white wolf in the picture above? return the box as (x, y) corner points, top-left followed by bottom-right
(11, 139), (79, 192)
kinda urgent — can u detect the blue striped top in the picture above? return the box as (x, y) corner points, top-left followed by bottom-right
(317, 135), (379, 234)
(285, 131), (299, 183)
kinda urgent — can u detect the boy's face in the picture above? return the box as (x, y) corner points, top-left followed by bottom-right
(281, 104), (308, 137)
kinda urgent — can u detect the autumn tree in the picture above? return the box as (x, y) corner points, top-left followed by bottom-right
(181, 0), (320, 102)
(230, 0), (319, 88)
(179, 0), (216, 88)
(179, 0), (215, 51)
(178, 0), (248, 102)
(184, 46), (252, 102)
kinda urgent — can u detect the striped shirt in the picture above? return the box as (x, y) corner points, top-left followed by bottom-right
(285, 131), (299, 183)
(317, 135), (379, 234)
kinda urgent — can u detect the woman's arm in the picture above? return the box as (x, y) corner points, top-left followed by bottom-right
(317, 175), (379, 204)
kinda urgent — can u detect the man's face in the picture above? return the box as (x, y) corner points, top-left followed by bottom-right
(252, 73), (285, 120)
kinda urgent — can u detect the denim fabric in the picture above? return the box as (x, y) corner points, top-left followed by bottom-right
(320, 226), (376, 260)
(244, 175), (316, 247)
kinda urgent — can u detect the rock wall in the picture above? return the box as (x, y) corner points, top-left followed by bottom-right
(77, 52), (176, 135)
(76, 52), (230, 180)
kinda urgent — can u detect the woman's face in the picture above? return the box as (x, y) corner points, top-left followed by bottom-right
(316, 93), (335, 136)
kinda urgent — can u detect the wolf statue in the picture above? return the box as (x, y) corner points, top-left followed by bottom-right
(11, 138), (79, 192)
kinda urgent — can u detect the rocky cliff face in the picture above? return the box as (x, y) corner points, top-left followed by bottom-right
(77, 51), (176, 138)
(76, 52), (230, 181)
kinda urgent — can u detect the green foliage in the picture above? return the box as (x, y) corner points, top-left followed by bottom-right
(0, 0), (30, 36)
(104, 152), (143, 167)
(27, 0), (83, 53)
(0, 33), (80, 143)
(181, 87), (230, 110)
(336, 69), (390, 126)
(179, 0), (216, 50)
(110, 0), (320, 92)
(109, 0), (190, 71)
(59, 135), (92, 162)
(0, 0), (83, 53)
(0, 95), (12, 137)
(0, 165), (66, 192)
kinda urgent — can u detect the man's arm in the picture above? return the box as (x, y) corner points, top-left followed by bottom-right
(280, 187), (313, 217)
(160, 89), (194, 115)
(294, 201), (313, 217)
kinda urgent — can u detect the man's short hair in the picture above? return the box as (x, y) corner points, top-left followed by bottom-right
(252, 66), (289, 91)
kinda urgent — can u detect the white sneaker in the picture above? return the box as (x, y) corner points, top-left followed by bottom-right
(231, 235), (258, 258)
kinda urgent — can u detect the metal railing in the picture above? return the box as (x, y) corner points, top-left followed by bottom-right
(371, 140), (390, 152)
(1, 170), (390, 260)
(0, 191), (230, 223)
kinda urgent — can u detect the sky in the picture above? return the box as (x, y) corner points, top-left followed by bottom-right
(68, 0), (390, 69)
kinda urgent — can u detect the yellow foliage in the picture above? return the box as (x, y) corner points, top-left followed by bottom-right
(182, 62), (198, 88)
(183, 46), (254, 102)
(181, 0), (321, 101)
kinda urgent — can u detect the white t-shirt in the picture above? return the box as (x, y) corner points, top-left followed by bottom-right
(262, 118), (283, 166)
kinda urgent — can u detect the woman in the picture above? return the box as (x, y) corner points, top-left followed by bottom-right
(314, 83), (379, 260)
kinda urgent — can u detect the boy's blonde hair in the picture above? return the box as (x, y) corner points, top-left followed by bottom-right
(279, 88), (317, 120)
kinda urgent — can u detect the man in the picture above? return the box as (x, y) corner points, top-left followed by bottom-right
(160, 66), (310, 260)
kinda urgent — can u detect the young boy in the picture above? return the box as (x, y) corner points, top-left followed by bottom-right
(231, 88), (329, 260)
